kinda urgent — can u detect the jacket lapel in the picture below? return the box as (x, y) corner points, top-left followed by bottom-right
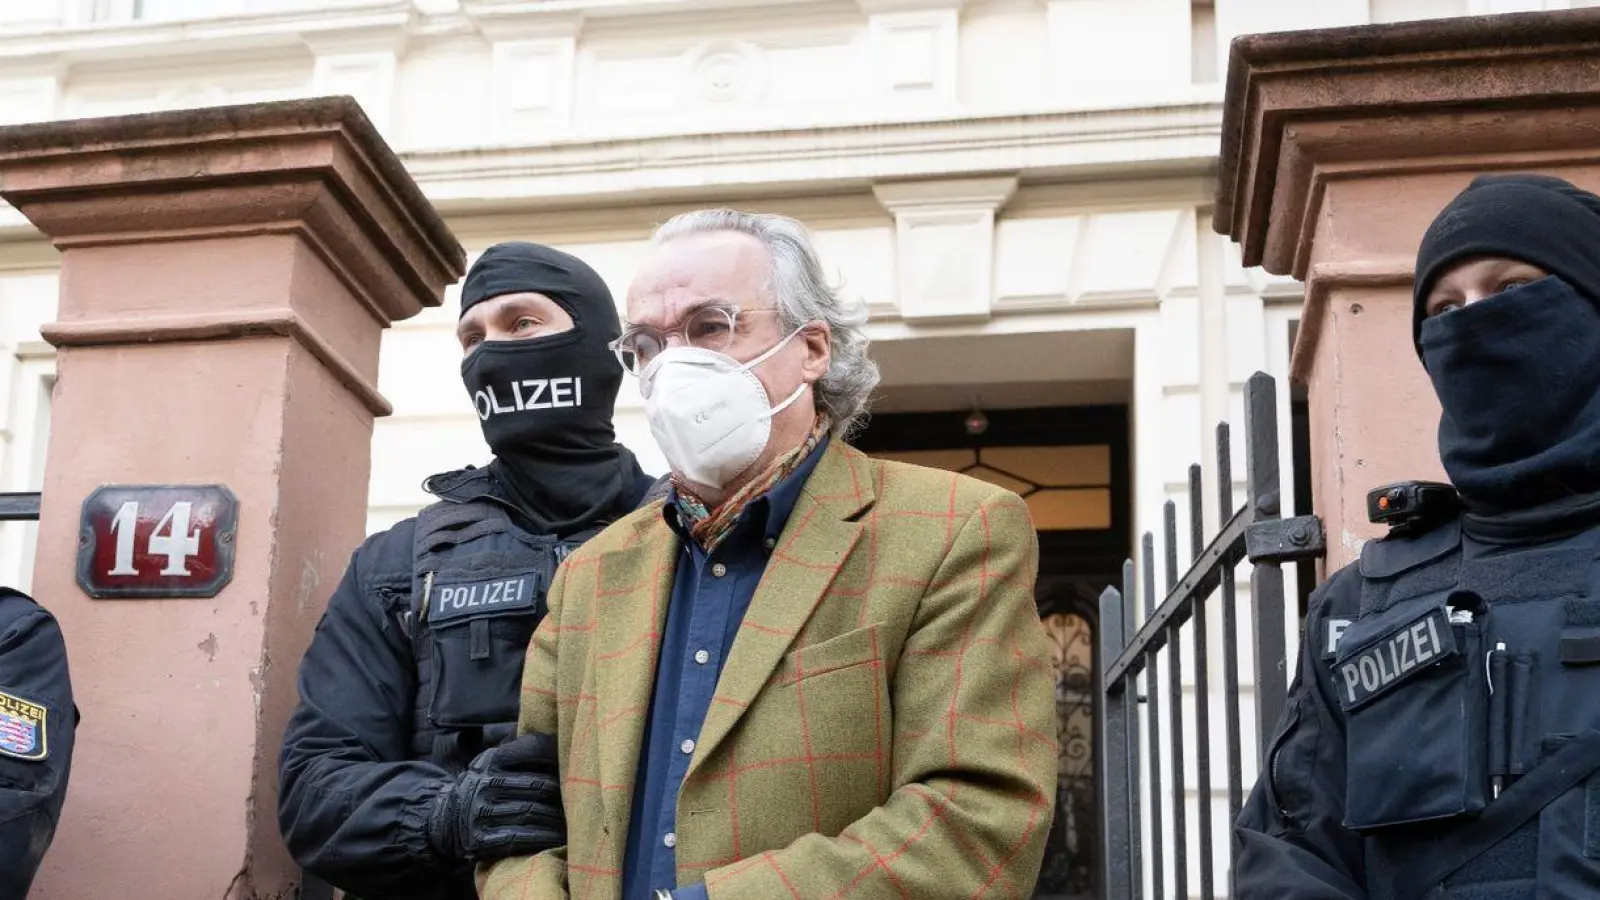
(687, 441), (876, 774)
(590, 513), (678, 838)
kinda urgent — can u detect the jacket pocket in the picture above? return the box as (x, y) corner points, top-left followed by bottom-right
(1336, 600), (1489, 831)
(1528, 736), (1600, 880)
(425, 569), (545, 728)
(748, 624), (892, 832)
(779, 623), (883, 684)
(1263, 693), (1310, 827)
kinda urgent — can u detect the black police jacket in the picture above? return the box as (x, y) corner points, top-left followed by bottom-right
(276, 463), (657, 900)
(1234, 498), (1600, 899)
(0, 588), (76, 900)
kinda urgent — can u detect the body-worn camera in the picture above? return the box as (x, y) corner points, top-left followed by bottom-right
(1366, 480), (1462, 536)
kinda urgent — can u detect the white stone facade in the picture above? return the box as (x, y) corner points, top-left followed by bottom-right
(0, 0), (1590, 894)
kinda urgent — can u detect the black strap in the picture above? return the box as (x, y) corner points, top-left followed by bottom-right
(1395, 727), (1600, 900)
(414, 500), (509, 558)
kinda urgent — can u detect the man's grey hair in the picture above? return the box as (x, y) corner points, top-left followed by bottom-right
(650, 208), (880, 437)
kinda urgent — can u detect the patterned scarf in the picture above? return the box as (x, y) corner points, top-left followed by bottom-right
(674, 416), (830, 553)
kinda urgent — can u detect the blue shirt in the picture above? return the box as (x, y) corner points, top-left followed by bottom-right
(620, 437), (829, 900)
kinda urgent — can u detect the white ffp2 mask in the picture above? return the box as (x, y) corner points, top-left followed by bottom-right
(639, 329), (809, 490)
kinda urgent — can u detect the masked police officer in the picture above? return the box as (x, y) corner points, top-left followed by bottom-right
(0, 586), (75, 899)
(1233, 172), (1600, 899)
(278, 242), (660, 900)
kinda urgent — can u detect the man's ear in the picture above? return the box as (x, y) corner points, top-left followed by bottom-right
(800, 322), (831, 383)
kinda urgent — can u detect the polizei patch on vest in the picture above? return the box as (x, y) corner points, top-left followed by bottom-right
(0, 689), (47, 761)
(1335, 607), (1458, 711)
(429, 572), (541, 626)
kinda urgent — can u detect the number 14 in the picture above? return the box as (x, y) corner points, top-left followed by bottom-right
(107, 500), (203, 577)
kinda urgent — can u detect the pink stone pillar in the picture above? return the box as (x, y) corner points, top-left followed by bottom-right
(0, 97), (465, 898)
(1213, 8), (1600, 569)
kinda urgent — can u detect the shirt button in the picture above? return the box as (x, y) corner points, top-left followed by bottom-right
(711, 563), (727, 577)
(664, 832), (677, 848)
(680, 738), (696, 755)
(694, 649), (710, 665)
(764, 537), (776, 550)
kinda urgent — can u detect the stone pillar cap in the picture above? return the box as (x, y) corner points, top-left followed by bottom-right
(0, 95), (465, 323)
(1213, 8), (1600, 279)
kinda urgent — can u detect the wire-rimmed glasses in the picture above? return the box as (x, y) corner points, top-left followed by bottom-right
(609, 304), (779, 375)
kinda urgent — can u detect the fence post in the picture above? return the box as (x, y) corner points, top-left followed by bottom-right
(1243, 372), (1289, 759)
(1096, 372), (1326, 899)
(1099, 573), (1131, 900)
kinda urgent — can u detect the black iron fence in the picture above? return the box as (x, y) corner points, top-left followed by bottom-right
(0, 492), (40, 521)
(1097, 371), (1326, 899)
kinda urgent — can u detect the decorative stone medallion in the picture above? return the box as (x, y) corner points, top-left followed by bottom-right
(684, 40), (767, 106)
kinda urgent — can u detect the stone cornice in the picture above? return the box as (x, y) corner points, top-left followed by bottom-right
(853, 0), (965, 13)
(44, 308), (393, 416)
(872, 175), (1019, 213)
(0, 96), (465, 417)
(403, 99), (1224, 209)
(0, 99), (1221, 235)
(1289, 257), (1411, 384)
(0, 0), (966, 71)
(0, 1), (413, 70)
(463, 0), (849, 29)
(1213, 6), (1600, 277)
(0, 96), (461, 317)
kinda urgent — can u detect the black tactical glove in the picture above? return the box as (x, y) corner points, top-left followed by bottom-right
(426, 731), (566, 863)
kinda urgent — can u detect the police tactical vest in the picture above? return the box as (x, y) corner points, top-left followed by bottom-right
(1329, 518), (1600, 898)
(403, 498), (597, 770)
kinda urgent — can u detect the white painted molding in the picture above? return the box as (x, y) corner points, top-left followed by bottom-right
(854, 0), (966, 13)
(0, 1), (412, 66)
(14, 341), (55, 361)
(0, 75), (61, 126)
(402, 101), (1222, 207)
(872, 175), (1019, 212)
(311, 49), (399, 129)
(679, 39), (769, 109)
(0, 101), (1220, 241)
(462, 0), (586, 39)
(463, 0), (848, 24)
(298, 7), (415, 54)
(0, 0), (913, 69)
(864, 6), (959, 106)
(873, 175), (1018, 323)
(490, 35), (578, 139)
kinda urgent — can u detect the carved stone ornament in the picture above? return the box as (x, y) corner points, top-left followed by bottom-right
(683, 40), (767, 106)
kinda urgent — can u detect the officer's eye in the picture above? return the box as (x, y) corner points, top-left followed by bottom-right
(513, 316), (539, 333)
(1429, 299), (1462, 317)
(461, 333), (483, 350)
(1497, 279), (1530, 294)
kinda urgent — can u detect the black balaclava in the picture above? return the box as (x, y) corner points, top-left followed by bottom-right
(1411, 174), (1600, 514)
(459, 241), (635, 536)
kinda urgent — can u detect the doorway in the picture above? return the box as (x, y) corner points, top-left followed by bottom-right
(850, 403), (1132, 900)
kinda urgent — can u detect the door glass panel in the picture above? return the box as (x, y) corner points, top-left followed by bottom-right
(1037, 610), (1096, 899)
(1027, 488), (1113, 531)
(871, 446), (1114, 531)
(964, 465), (1033, 496)
(983, 445), (1111, 487)
(875, 449), (977, 471)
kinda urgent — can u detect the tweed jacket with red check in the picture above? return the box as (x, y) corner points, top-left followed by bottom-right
(478, 439), (1059, 900)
